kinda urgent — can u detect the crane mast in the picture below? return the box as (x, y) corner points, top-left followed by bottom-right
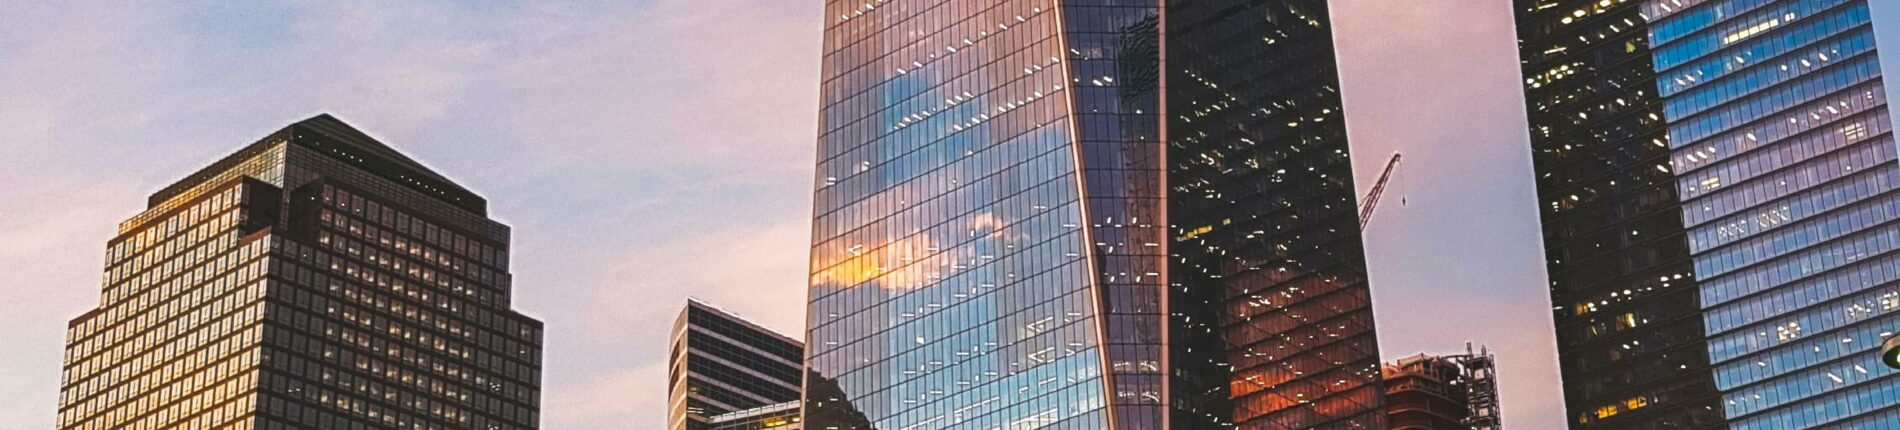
(1359, 153), (1403, 229)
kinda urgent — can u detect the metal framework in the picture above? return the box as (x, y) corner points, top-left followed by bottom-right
(1447, 343), (1503, 430)
(1359, 153), (1403, 229)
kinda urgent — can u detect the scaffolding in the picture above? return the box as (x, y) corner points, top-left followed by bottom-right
(1447, 343), (1503, 430)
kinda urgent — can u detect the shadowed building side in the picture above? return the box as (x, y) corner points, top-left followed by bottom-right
(1512, 1), (1727, 427)
(1166, 0), (1387, 427)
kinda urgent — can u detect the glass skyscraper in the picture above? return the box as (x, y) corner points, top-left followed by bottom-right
(804, 0), (1382, 429)
(670, 299), (806, 430)
(1513, 0), (1728, 428)
(1643, 0), (1900, 427)
(57, 115), (544, 430)
(1521, 0), (1900, 427)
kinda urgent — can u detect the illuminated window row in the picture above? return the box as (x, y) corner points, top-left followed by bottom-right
(1660, 14), (1869, 97)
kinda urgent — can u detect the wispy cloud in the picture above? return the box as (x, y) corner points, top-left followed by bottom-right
(0, 0), (1568, 429)
(0, 0), (817, 428)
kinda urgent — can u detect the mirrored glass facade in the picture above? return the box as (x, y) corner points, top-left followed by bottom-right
(670, 300), (805, 430)
(804, 1), (1383, 429)
(807, 0), (1115, 427)
(57, 115), (543, 430)
(1644, 0), (1900, 427)
(1061, 1), (1166, 426)
(1513, 0), (1729, 428)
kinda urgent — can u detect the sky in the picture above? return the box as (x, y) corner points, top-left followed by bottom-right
(0, 1), (1564, 428)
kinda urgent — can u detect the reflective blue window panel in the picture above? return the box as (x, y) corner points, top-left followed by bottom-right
(1649, 0), (1900, 426)
(804, 1), (1113, 428)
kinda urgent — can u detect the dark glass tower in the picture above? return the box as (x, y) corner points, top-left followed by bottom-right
(1643, 0), (1900, 427)
(803, 0), (1381, 428)
(669, 300), (805, 430)
(1512, 1), (1727, 428)
(1167, 1), (1385, 427)
(56, 115), (544, 430)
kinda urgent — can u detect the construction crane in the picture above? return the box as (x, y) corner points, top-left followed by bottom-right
(1359, 153), (1403, 229)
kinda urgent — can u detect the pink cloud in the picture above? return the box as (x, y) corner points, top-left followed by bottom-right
(0, 1), (1577, 429)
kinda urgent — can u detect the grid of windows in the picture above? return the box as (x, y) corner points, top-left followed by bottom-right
(1514, 0), (1729, 428)
(59, 181), (274, 430)
(58, 115), (543, 430)
(805, 0), (1115, 429)
(807, 1), (1386, 429)
(1646, 0), (1900, 427)
(1165, 0), (1387, 428)
(669, 301), (804, 430)
(1059, 1), (1165, 427)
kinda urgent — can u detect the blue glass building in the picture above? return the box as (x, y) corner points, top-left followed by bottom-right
(803, 0), (1383, 429)
(1644, 0), (1900, 427)
(1514, 0), (1729, 427)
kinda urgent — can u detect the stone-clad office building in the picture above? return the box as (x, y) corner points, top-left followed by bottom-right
(57, 115), (543, 430)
